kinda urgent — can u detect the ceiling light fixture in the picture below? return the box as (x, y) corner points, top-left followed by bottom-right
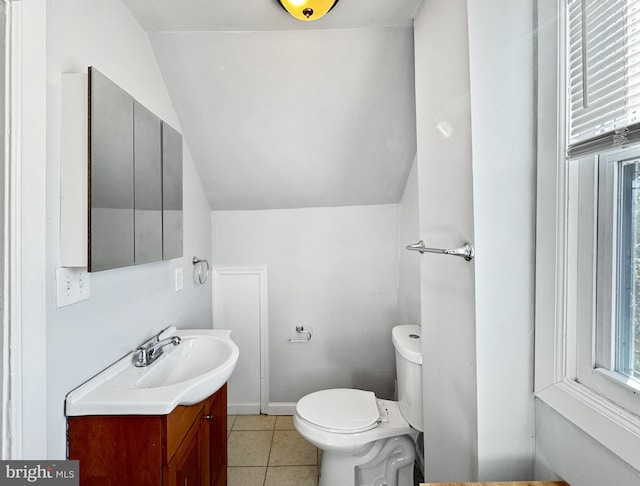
(277, 0), (340, 21)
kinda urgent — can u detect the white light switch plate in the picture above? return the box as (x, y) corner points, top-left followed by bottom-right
(175, 268), (184, 291)
(56, 267), (90, 307)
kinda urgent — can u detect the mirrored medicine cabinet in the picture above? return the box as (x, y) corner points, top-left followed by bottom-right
(88, 67), (183, 272)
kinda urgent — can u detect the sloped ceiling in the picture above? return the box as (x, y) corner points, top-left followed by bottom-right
(121, 0), (421, 210)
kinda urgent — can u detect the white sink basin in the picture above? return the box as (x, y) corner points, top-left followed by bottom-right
(65, 328), (239, 416)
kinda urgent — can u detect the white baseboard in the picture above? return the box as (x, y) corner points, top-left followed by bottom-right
(227, 403), (260, 415)
(228, 402), (297, 416)
(265, 402), (297, 415)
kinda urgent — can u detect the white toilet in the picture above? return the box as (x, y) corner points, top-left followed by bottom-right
(293, 324), (423, 486)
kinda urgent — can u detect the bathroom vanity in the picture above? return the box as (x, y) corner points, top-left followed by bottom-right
(65, 328), (239, 486)
(67, 384), (227, 486)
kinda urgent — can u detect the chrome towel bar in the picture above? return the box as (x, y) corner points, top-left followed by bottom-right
(406, 240), (475, 261)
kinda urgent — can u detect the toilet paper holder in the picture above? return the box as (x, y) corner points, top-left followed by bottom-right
(289, 325), (312, 343)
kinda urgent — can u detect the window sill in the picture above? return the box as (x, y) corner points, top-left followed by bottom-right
(594, 368), (640, 394)
(536, 380), (640, 471)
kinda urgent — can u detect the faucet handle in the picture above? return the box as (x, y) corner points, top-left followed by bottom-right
(135, 346), (149, 367)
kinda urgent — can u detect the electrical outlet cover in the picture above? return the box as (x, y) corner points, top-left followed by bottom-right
(56, 267), (91, 307)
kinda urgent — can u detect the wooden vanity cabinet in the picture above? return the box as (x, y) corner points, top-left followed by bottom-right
(68, 384), (227, 486)
(205, 385), (227, 486)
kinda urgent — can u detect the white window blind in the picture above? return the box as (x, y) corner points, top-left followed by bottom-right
(568, 0), (640, 157)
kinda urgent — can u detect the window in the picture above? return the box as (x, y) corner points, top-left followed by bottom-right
(598, 150), (640, 387)
(534, 0), (640, 469)
(568, 147), (640, 417)
(566, 0), (640, 416)
(617, 159), (640, 380)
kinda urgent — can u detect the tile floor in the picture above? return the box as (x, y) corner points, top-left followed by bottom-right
(227, 414), (321, 486)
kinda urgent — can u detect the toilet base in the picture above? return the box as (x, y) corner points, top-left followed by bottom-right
(319, 435), (416, 486)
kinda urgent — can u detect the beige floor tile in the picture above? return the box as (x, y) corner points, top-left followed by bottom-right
(264, 466), (318, 486)
(227, 415), (236, 439)
(227, 467), (266, 486)
(228, 430), (273, 467)
(268, 430), (318, 466)
(227, 415), (237, 431)
(233, 414), (277, 431)
(275, 415), (295, 430)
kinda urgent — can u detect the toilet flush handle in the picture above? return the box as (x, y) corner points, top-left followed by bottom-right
(288, 325), (312, 343)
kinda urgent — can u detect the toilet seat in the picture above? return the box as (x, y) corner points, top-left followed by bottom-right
(295, 389), (380, 433)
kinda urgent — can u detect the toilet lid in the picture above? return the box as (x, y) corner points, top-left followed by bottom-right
(296, 389), (380, 433)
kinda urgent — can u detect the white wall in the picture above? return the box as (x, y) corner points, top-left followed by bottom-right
(212, 205), (400, 408)
(414, 0), (537, 481)
(397, 157), (421, 326)
(149, 28), (417, 211)
(535, 401), (640, 484)
(45, 0), (212, 458)
(467, 0), (536, 480)
(414, 0), (478, 480)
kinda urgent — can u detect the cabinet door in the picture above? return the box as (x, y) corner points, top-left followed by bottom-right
(68, 415), (164, 485)
(89, 67), (134, 272)
(166, 411), (207, 486)
(161, 121), (183, 260)
(133, 100), (163, 264)
(206, 385), (227, 486)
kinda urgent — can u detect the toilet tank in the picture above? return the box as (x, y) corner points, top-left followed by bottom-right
(392, 325), (423, 432)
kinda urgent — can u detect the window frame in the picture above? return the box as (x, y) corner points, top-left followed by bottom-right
(534, 0), (640, 471)
(615, 159), (640, 381)
(571, 147), (640, 416)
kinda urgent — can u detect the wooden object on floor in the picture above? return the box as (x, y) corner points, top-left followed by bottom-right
(421, 482), (569, 486)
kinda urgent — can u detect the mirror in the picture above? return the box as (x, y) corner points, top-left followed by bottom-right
(134, 101), (163, 264)
(89, 67), (134, 272)
(162, 121), (183, 260)
(87, 67), (183, 271)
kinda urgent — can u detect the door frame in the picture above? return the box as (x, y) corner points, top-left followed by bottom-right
(2, 0), (48, 459)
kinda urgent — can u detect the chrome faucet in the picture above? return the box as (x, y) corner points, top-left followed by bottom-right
(135, 332), (181, 367)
